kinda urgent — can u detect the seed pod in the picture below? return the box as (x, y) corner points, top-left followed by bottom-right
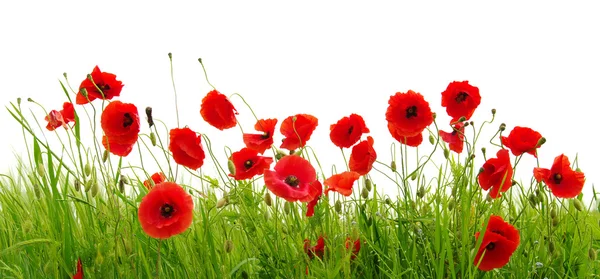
(150, 132), (157, 146)
(224, 239), (234, 253)
(264, 192), (272, 207)
(361, 187), (369, 199)
(364, 178), (372, 192)
(145, 107), (154, 128)
(573, 199), (584, 212)
(390, 160), (397, 172)
(491, 108), (496, 115)
(335, 200), (342, 214)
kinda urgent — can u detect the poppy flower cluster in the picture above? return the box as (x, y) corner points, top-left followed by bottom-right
(100, 101), (140, 157)
(138, 181), (194, 239)
(45, 102), (75, 131)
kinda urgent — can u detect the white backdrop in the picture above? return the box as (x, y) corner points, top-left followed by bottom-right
(1, 2), (598, 203)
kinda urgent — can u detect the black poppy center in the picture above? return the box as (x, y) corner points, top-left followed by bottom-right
(123, 113), (133, 128)
(261, 132), (270, 140)
(347, 125), (354, 135)
(285, 175), (299, 187)
(553, 173), (562, 184)
(244, 160), (254, 169)
(455, 92), (468, 103)
(486, 242), (495, 250)
(160, 203), (174, 218)
(99, 84), (111, 91)
(405, 106), (418, 119)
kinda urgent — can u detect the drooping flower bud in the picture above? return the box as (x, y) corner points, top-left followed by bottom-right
(102, 150), (109, 162)
(150, 132), (157, 146)
(227, 159), (236, 176)
(264, 192), (272, 207)
(145, 107), (154, 128)
(361, 187), (369, 199)
(364, 178), (372, 192)
(335, 200), (342, 214)
(91, 182), (99, 197)
(37, 163), (45, 177)
(74, 179), (81, 192)
(390, 160), (397, 172)
(224, 239), (234, 253)
(428, 134), (435, 145)
(573, 199), (584, 212)
(84, 163), (91, 177)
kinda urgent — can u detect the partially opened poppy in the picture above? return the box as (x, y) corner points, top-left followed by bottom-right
(280, 114), (318, 150)
(441, 80), (481, 123)
(76, 65), (124, 104)
(329, 114), (370, 148)
(324, 171), (361, 196)
(388, 122), (424, 147)
(439, 122), (465, 154)
(385, 90), (434, 138)
(72, 257), (83, 279)
(474, 215), (520, 271)
(345, 237), (361, 260)
(501, 126), (543, 158)
(169, 127), (206, 170)
(229, 148), (273, 180)
(533, 154), (585, 198)
(200, 90), (238, 130)
(44, 102), (76, 131)
(263, 155), (320, 202)
(306, 181), (323, 217)
(138, 181), (194, 239)
(143, 172), (167, 190)
(478, 149), (513, 198)
(243, 118), (278, 154)
(349, 136), (377, 175)
(100, 101), (140, 157)
(61, 102), (75, 123)
(304, 236), (325, 259)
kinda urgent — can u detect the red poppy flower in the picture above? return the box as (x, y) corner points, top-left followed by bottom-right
(263, 155), (320, 202)
(474, 215), (520, 271)
(61, 102), (75, 123)
(304, 236), (325, 259)
(345, 237), (361, 260)
(385, 90), (434, 138)
(501, 126), (543, 158)
(72, 257), (83, 279)
(439, 122), (465, 154)
(243, 118), (277, 154)
(100, 101), (140, 157)
(138, 181), (194, 239)
(306, 181), (323, 217)
(76, 66), (124, 104)
(143, 172), (167, 190)
(229, 148), (273, 180)
(388, 122), (424, 147)
(200, 90), (238, 130)
(280, 114), (318, 150)
(349, 136), (377, 175)
(324, 171), (361, 196)
(533, 154), (585, 198)
(169, 127), (206, 170)
(44, 102), (76, 131)
(441, 80), (481, 123)
(478, 149), (513, 199)
(329, 114), (370, 148)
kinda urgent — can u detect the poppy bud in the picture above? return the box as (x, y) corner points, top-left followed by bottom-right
(33, 184), (41, 199)
(364, 178), (372, 192)
(552, 217), (560, 227)
(390, 160), (397, 172)
(432, 112), (437, 119)
(528, 194), (538, 207)
(416, 186), (425, 199)
(550, 208), (557, 219)
(464, 122), (470, 127)
(536, 137), (546, 147)
(216, 197), (228, 208)
(335, 200), (342, 214)
(491, 108), (496, 115)
(428, 134), (435, 145)
(120, 175), (129, 185)
(118, 179), (125, 194)
(145, 107), (154, 128)
(385, 198), (392, 205)
(548, 241), (555, 253)
(499, 123), (506, 131)
(589, 248), (597, 261)
(168, 52), (173, 59)
(84, 180), (92, 192)
(227, 159), (236, 176)
(150, 132), (157, 146)
(27, 97), (34, 102)
(102, 150), (109, 162)
(224, 239), (234, 253)
(264, 192), (272, 207)
(469, 121), (474, 126)
(410, 172), (418, 181)
(443, 148), (450, 159)
(263, 210), (270, 220)
(17, 97), (21, 105)
(74, 179), (81, 192)
(37, 163), (45, 177)
(284, 201), (291, 214)
(573, 199), (584, 212)
(448, 199), (455, 211)
(275, 149), (286, 160)
(91, 182), (99, 197)
(84, 163), (91, 177)
(361, 187), (369, 199)
(241, 271), (249, 279)
(458, 116), (466, 122)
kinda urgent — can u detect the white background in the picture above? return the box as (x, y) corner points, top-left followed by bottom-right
(1, 2), (598, 203)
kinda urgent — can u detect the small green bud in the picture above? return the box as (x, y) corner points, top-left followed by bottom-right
(275, 149), (286, 160)
(491, 108), (496, 115)
(168, 52), (173, 59)
(589, 248), (597, 261)
(216, 197), (228, 208)
(264, 192), (272, 207)
(335, 200), (342, 214)
(33, 184), (41, 199)
(548, 241), (555, 253)
(550, 208), (557, 219)
(224, 239), (234, 253)
(150, 132), (157, 146)
(361, 187), (369, 199)
(528, 194), (538, 207)
(37, 163), (46, 177)
(428, 134), (435, 145)
(84, 180), (92, 192)
(448, 199), (455, 211)
(416, 185), (425, 199)
(17, 97), (21, 105)
(364, 178), (372, 192)
(390, 160), (397, 172)
(410, 172), (418, 181)
(118, 179), (125, 194)
(481, 147), (486, 155)
(536, 137), (546, 148)
(27, 97), (34, 102)
(552, 217), (560, 227)
(102, 150), (109, 163)
(385, 198), (392, 205)
(227, 159), (236, 176)
(443, 148), (450, 159)
(499, 123), (506, 131)
(90, 182), (99, 197)
(573, 199), (584, 212)
(284, 201), (291, 214)
(458, 116), (466, 122)
(74, 180), (81, 192)
(432, 112), (437, 119)
(84, 163), (91, 177)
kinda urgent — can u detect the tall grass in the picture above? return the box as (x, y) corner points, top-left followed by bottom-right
(0, 62), (599, 279)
